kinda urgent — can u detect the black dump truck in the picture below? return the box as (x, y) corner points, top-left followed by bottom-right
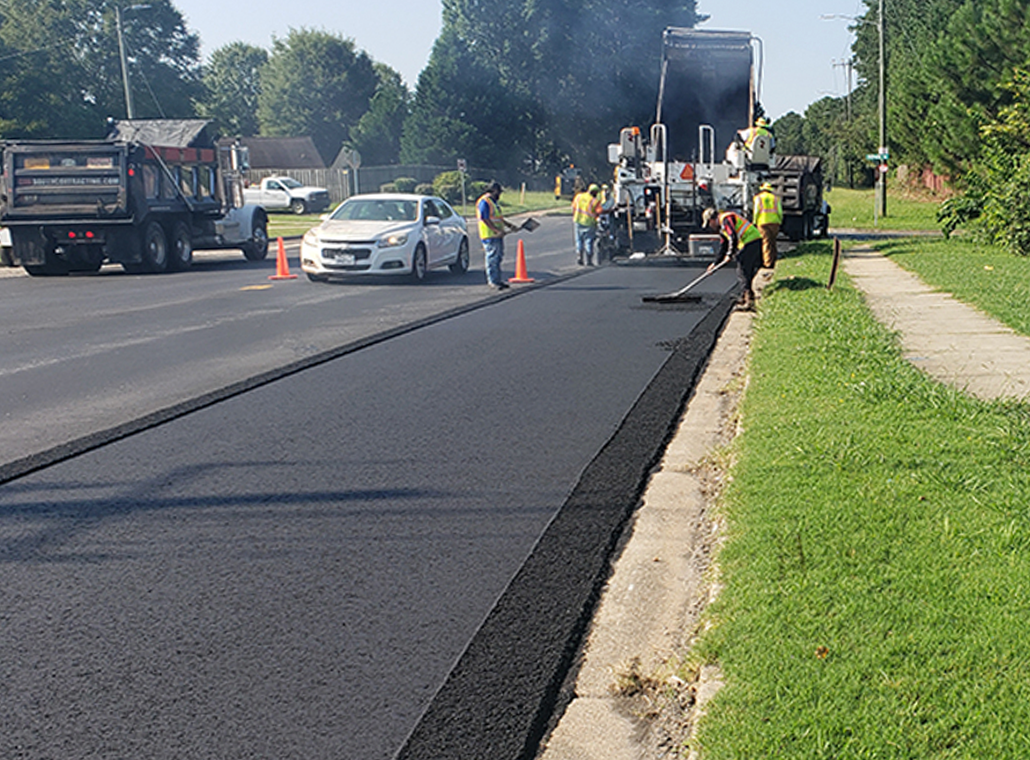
(0, 119), (269, 276)
(769, 154), (830, 240)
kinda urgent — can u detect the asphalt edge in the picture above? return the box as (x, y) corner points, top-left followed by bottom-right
(393, 293), (737, 760)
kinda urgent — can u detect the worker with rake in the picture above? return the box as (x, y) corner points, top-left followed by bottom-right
(703, 207), (764, 311)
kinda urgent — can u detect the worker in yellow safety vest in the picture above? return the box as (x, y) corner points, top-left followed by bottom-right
(735, 116), (775, 167)
(477, 181), (519, 289)
(753, 182), (783, 269)
(703, 207), (764, 310)
(571, 184), (603, 266)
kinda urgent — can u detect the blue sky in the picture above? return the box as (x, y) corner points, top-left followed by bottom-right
(174, 0), (868, 119)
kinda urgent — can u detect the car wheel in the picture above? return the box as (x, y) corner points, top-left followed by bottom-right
(243, 217), (269, 261)
(169, 221), (192, 271)
(411, 243), (428, 282)
(449, 237), (470, 274)
(290, 198), (307, 215)
(141, 220), (169, 273)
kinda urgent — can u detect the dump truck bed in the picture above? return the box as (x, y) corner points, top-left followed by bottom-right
(657, 28), (753, 162)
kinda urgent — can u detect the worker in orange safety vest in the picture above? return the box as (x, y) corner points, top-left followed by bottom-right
(703, 207), (764, 310)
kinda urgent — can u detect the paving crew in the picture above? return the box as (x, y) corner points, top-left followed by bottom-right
(477, 181), (519, 290)
(703, 207), (764, 311)
(753, 182), (783, 269)
(571, 183), (603, 266)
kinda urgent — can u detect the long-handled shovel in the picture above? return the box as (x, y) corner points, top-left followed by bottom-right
(641, 257), (730, 303)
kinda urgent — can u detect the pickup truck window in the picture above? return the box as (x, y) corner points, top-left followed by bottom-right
(268, 181), (284, 192)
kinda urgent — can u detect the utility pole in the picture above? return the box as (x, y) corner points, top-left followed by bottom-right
(832, 58), (854, 121)
(833, 57), (855, 187)
(876, 0), (887, 218)
(116, 6), (134, 119)
(116, 5), (151, 120)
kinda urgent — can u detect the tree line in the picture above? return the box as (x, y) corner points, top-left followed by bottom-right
(0, 0), (702, 179)
(774, 0), (1030, 253)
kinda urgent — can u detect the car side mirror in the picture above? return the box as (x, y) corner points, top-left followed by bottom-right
(425, 216), (441, 226)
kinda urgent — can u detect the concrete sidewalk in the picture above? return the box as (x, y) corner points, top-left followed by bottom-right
(843, 247), (1030, 401)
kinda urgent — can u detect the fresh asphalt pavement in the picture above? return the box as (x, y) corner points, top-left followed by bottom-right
(0, 245), (739, 758)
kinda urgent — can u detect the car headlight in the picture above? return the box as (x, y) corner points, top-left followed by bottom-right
(303, 229), (319, 247)
(378, 233), (408, 249)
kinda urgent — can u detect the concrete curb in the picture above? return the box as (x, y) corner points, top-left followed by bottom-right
(539, 308), (753, 759)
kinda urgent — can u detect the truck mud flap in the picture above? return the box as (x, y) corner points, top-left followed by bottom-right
(9, 227), (48, 266)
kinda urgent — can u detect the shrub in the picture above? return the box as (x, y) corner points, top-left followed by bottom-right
(393, 177), (418, 194)
(379, 182), (398, 193)
(415, 183), (434, 195)
(937, 195), (981, 239)
(432, 171), (463, 203)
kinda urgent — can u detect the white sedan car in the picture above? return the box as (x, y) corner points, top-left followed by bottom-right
(300, 193), (470, 282)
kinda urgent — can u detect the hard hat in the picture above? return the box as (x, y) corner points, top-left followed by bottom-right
(589, 183), (600, 194)
(756, 117), (769, 127)
(702, 207), (719, 226)
(760, 182), (774, 192)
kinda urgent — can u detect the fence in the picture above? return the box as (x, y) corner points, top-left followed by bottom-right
(245, 164), (541, 204)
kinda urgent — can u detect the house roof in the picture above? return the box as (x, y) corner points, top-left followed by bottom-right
(235, 137), (326, 169)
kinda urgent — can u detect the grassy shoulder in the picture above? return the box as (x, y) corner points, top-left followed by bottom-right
(827, 187), (941, 231)
(694, 242), (1030, 758)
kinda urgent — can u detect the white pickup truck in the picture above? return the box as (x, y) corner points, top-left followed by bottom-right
(243, 176), (331, 215)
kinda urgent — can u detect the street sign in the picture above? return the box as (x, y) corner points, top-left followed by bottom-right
(457, 158), (467, 173)
(866, 152), (889, 162)
(343, 149), (361, 170)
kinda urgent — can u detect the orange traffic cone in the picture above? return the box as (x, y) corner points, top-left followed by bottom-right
(508, 238), (534, 284)
(269, 237), (298, 280)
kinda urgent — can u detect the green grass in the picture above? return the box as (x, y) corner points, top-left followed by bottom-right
(464, 189), (569, 218)
(827, 187), (941, 232)
(693, 242), (1030, 758)
(876, 237), (1030, 338)
(267, 212), (324, 239)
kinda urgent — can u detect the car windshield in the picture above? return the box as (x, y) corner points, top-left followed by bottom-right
(331, 198), (418, 222)
(279, 178), (302, 188)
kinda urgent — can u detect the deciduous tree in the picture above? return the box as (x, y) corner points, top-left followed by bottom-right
(258, 29), (377, 165)
(0, 0), (202, 138)
(349, 63), (409, 167)
(196, 42), (267, 136)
